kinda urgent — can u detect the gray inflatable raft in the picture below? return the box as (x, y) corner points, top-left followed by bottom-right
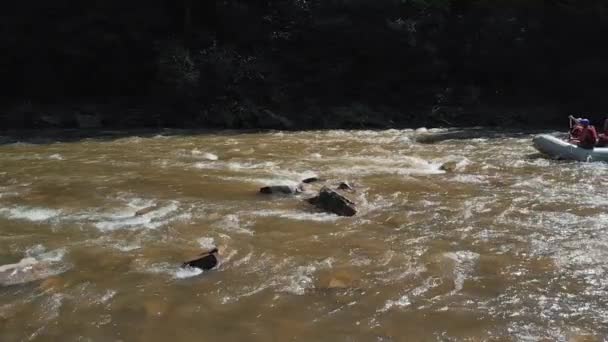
(533, 134), (608, 162)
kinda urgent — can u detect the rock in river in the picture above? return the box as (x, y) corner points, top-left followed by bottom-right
(182, 248), (220, 271)
(302, 177), (322, 184)
(260, 185), (302, 195)
(307, 187), (357, 217)
(439, 160), (458, 172)
(134, 204), (162, 217)
(337, 181), (354, 191)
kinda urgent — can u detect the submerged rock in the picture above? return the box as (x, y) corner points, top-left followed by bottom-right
(307, 187), (357, 217)
(337, 181), (354, 191)
(439, 161), (458, 172)
(182, 248), (219, 271)
(317, 269), (359, 290)
(134, 204), (162, 217)
(302, 177), (322, 184)
(260, 185), (302, 195)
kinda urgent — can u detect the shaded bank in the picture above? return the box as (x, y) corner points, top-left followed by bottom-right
(2, 1), (608, 129)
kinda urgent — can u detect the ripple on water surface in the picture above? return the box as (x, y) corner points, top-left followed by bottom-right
(1, 129), (608, 340)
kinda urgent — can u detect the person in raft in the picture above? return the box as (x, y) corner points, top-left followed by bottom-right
(569, 118), (598, 149)
(568, 115), (584, 140)
(597, 118), (608, 147)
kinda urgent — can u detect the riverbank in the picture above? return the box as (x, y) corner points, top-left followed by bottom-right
(0, 101), (570, 131)
(3, 1), (608, 131)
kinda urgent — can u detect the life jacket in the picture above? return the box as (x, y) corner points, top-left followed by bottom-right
(570, 125), (583, 139)
(579, 126), (598, 149)
(598, 133), (608, 147)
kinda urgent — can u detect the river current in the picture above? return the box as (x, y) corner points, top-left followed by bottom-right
(0, 128), (607, 341)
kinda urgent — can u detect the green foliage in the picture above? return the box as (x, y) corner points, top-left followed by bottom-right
(157, 41), (199, 94)
(405, 0), (452, 10)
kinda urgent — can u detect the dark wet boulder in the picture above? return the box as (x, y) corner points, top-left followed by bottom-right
(307, 187), (357, 217)
(260, 185), (302, 195)
(302, 177), (322, 184)
(134, 204), (162, 217)
(439, 160), (465, 173)
(182, 248), (219, 271)
(337, 181), (354, 191)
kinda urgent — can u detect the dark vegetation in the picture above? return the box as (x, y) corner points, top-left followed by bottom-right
(2, 0), (608, 129)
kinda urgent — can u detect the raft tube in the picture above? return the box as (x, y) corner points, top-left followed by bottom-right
(533, 134), (608, 162)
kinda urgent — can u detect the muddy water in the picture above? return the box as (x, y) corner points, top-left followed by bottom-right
(0, 129), (607, 341)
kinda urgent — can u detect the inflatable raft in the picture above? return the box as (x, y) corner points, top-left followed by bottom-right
(533, 134), (608, 162)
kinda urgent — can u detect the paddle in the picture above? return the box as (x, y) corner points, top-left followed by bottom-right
(568, 115), (580, 141)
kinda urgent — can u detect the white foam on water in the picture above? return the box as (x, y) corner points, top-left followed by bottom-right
(511, 176), (551, 189)
(191, 149), (219, 161)
(227, 161), (276, 171)
(0, 206), (62, 222)
(438, 156), (471, 171)
(420, 200), (439, 207)
(25, 244), (47, 257)
(35, 247), (66, 263)
(379, 295), (411, 312)
(197, 237), (216, 250)
(232, 252), (252, 268)
(39, 293), (65, 321)
(93, 201), (181, 231)
(255, 209), (341, 222)
(48, 154), (64, 160)
(0, 247), (68, 286)
(280, 265), (316, 295)
(443, 251), (480, 293)
(0, 188), (20, 199)
(193, 161), (222, 170)
(450, 174), (488, 185)
(213, 214), (254, 235)
(0, 257), (38, 273)
(215, 175), (299, 187)
(203, 152), (219, 161)
(326, 155), (444, 177)
(125, 198), (157, 210)
(248, 167), (320, 186)
(113, 243), (142, 252)
(144, 262), (205, 279)
(174, 266), (204, 279)
(334, 165), (443, 177)
(98, 290), (117, 304)
(194, 160), (276, 171)
(30, 293), (64, 338)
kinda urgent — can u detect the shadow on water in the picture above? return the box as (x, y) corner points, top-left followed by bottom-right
(0, 127), (559, 146)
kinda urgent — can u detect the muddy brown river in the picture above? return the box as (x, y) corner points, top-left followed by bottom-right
(0, 128), (607, 341)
